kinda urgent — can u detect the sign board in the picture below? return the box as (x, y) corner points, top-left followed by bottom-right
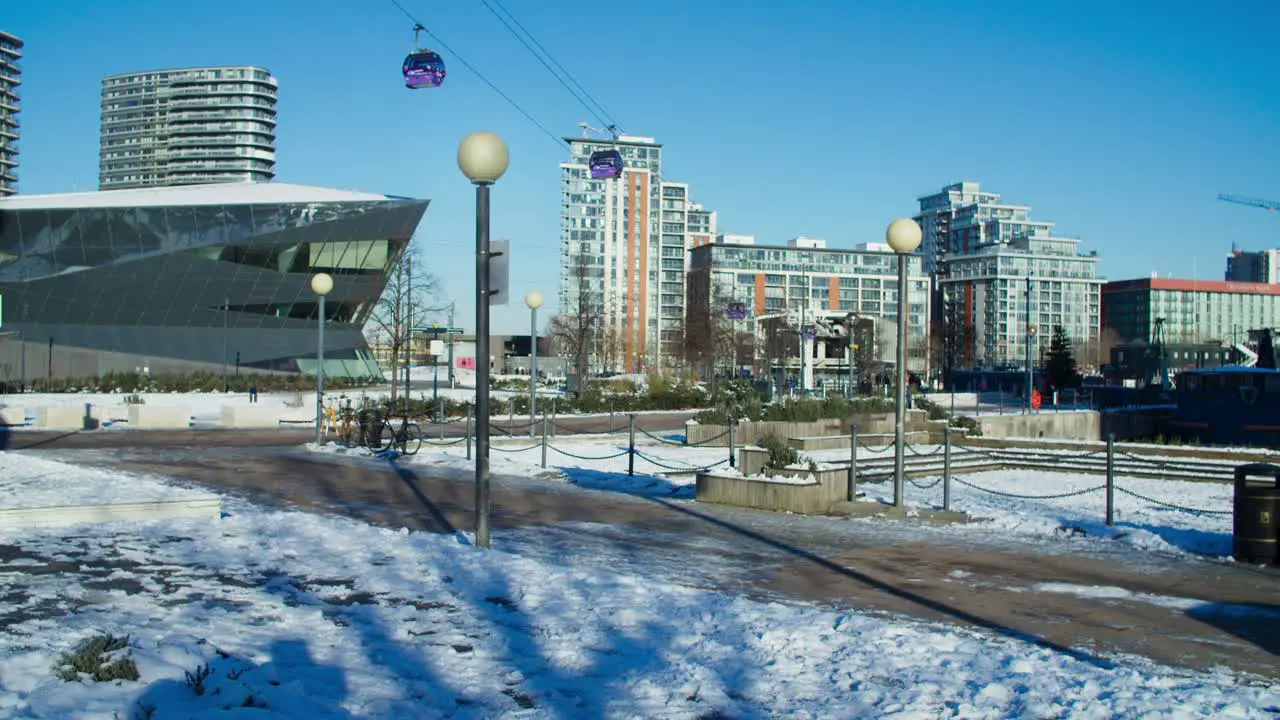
(457, 357), (477, 370)
(489, 238), (510, 306)
(428, 339), (445, 356)
(415, 326), (463, 335)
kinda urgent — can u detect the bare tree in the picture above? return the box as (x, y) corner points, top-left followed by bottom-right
(684, 292), (738, 383)
(547, 253), (600, 394)
(364, 245), (440, 402)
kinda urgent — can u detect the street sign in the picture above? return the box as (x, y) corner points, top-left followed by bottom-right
(429, 339), (445, 355)
(414, 326), (463, 335)
(489, 238), (510, 306)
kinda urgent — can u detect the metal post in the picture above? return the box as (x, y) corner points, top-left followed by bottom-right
(529, 305), (538, 437)
(540, 412), (548, 469)
(47, 337), (53, 382)
(405, 254), (413, 417)
(1025, 275), (1033, 416)
(728, 417), (736, 468)
(465, 404), (472, 460)
(893, 252), (908, 507)
(433, 359), (439, 417)
(222, 296), (229, 393)
(1105, 433), (1115, 526)
(314, 294), (325, 446)
(943, 424), (952, 512)
(848, 421), (858, 502)
(448, 301), (456, 388)
(628, 413), (636, 477)
(474, 183), (493, 549)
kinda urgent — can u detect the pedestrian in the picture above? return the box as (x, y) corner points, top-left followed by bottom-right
(249, 383), (258, 403)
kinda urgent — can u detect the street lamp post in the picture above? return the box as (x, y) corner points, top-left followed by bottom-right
(525, 290), (543, 435)
(311, 272), (334, 446)
(458, 130), (510, 550)
(886, 218), (922, 508)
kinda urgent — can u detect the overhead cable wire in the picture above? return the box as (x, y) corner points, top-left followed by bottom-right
(475, 0), (620, 131)
(388, 0), (569, 150)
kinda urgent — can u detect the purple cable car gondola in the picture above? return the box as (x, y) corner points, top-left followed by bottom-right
(589, 149), (624, 179)
(802, 326), (818, 341)
(726, 302), (748, 320)
(403, 24), (446, 89)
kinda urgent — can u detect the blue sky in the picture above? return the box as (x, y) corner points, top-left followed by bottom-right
(6, 0), (1279, 333)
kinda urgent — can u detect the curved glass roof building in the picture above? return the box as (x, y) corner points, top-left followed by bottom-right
(0, 182), (429, 382)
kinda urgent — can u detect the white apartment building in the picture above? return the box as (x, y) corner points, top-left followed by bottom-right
(0, 30), (21, 196)
(917, 181), (1104, 371)
(100, 66), (277, 190)
(559, 133), (715, 373)
(687, 238), (932, 387)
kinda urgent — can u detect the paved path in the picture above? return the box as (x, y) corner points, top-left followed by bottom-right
(16, 433), (1280, 679)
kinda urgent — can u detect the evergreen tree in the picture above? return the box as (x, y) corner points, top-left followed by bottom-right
(1045, 325), (1081, 389)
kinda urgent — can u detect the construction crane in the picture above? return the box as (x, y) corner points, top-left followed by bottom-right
(1218, 193), (1280, 213)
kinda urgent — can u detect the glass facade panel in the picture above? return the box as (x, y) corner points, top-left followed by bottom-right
(0, 194), (428, 379)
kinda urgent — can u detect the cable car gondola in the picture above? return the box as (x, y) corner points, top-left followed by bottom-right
(589, 149), (623, 179)
(403, 24), (446, 89)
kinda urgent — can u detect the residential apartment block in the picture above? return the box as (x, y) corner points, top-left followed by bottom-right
(100, 66), (277, 190)
(1102, 278), (1280, 347)
(1226, 247), (1280, 284)
(916, 181), (1103, 371)
(559, 133), (715, 373)
(0, 30), (21, 196)
(686, 238), (931, 383)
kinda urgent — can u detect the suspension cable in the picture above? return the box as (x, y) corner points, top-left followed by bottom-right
(388, 0), (569, 150)
(474, 0), (619, 131)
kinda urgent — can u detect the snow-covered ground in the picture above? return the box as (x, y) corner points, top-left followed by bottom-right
(1, 450), (1277, 718)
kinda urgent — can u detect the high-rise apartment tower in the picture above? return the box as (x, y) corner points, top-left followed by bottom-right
(0, 30), (22, 196)
(100, 66), (277, 190)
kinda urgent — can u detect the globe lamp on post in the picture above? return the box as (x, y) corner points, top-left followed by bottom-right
(458, 131), (510, 550)
(524, 289), (543, 434)
(885, 218), (922, 508)
(310, 272), (334, 447)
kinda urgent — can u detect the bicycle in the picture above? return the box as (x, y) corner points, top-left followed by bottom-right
(373, 413), (422, 456)
(332, 396), (358, 446)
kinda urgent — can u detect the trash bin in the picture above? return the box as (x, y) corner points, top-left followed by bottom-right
(1232, 463), (1280, 565)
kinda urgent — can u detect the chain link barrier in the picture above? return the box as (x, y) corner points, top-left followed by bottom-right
(638, 426), (730, 447)
(548, 445), (634, 461)
(632, 449), (730, 473)
(1114, 486), (1234, 516)
(950, 475), (1107, 500)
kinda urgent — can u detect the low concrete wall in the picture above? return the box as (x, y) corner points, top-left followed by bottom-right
(696, 466), (849, 514)
(729, 446), (851, 513)
(221, 405), (282, 429)
(688, 410), (930, 447)
(278, 405), (315, 425)
(977, 410), (1100, 441)
(1101, 407), (1170, 442)
(89, 404), (130, 422)
(37, 406), (87, 429)
(790, 430), (935, 451)
(0, 406), (27, 426)
(128, 405), (192, 429)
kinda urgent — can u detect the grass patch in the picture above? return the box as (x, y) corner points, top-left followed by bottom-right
(54, 634), (139, 683)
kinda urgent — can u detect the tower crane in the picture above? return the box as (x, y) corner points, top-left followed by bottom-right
(1218, 193), (1280, 213)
